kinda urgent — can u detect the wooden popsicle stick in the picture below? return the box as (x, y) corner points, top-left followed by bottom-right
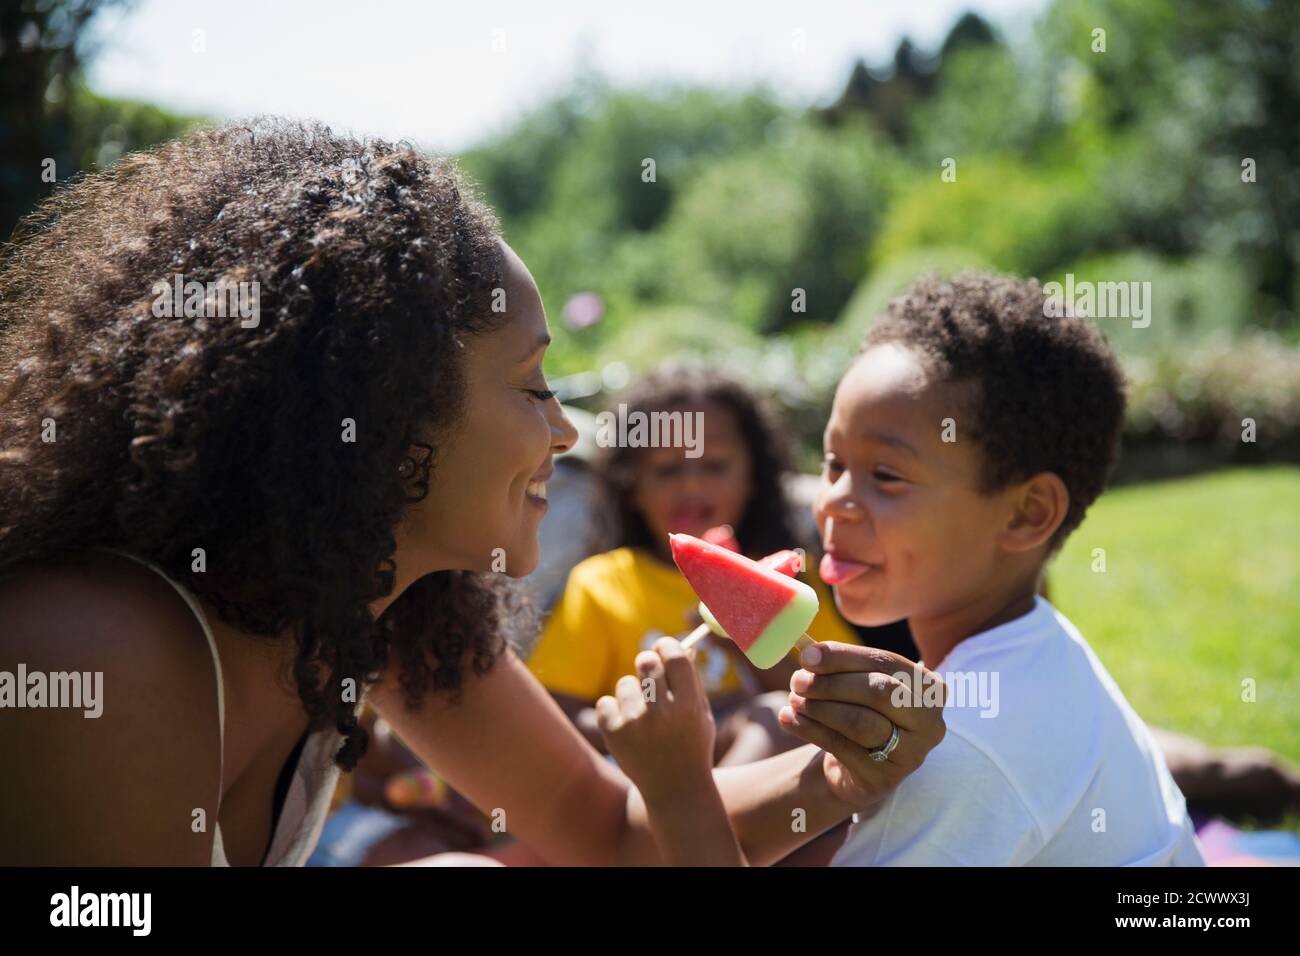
(678, 621), (712, 652)
(679, 625), (816, 658)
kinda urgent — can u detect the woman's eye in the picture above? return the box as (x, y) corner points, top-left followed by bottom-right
(526, 388), (556, 402)
(821, 455), (843, 475)
(873, 468), (903, 484)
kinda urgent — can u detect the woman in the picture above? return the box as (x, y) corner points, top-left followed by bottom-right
(0, 119), (944, 866)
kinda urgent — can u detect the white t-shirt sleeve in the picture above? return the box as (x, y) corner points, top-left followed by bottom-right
(834, 730), (1045, 866)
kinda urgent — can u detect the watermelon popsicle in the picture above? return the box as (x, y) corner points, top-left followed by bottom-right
(669, 532), (819, 669)
(693, 526), (805, 630)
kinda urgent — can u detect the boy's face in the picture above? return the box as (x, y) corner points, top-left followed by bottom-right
(814, 344), (1014, 627)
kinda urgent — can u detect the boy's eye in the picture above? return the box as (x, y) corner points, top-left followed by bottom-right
(821, 454), (843, 476)
(873, 468), (903, 484)
(525, 388), (556, 402)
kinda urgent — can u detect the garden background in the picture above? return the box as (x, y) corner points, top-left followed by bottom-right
(4, 0), (1297, 786)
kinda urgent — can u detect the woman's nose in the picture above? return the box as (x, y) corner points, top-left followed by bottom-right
(550, 402), (580, 455)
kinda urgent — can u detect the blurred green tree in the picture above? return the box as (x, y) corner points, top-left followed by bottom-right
(1, 0), (125, 238)
(1045, 0), (1299, 322)
(1, 1), (198, 242)
(649, 120), (900, 331)
(819, 12), (998, 143)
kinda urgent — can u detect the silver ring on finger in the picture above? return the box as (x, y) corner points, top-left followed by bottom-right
(868, 721), (900, 763)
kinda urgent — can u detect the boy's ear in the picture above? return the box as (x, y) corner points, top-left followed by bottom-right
(998, 472), (1069, 554)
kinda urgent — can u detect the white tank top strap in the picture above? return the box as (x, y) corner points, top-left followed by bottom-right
(92, 548), (227, 832)
(90, 547), (343, 867)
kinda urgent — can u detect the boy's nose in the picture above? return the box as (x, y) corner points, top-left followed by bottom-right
(817, 472), (865, 523)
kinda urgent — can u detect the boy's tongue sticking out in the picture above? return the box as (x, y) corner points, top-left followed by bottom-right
(818, 553), (874, 586)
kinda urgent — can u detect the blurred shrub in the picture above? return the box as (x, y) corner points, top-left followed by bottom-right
(647, 120), (900, 331)
(458, 91), (588, 226)
(906, 43), (1055, 161)
(466, 84), (790, 315)
(870, 157), (1114, 278)
(1045, 253), (1256, 358)
(1125, 334), (1300, 454)
(1043, 0), (1300, 322)
(590, 305), (765, 374)
(68, 83), (200, 172)
(835, 246), (996, 349)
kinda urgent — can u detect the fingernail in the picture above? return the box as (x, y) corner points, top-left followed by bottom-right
(789, 693), (806, 713)
(791, 670), (811, 693)
(801, 645), (822, 666)
(778, 706), (796, 724)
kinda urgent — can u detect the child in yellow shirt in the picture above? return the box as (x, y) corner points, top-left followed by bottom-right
(527, 362), (859, 765)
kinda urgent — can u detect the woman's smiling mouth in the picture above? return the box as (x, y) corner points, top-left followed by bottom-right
(526, 465), (552, 509)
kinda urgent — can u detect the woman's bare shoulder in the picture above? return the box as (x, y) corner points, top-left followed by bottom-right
(0, 553), (219, 678)
(0, 554), (222, 864)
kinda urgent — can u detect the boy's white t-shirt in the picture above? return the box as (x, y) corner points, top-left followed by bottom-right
(831, 597), (1205, 867)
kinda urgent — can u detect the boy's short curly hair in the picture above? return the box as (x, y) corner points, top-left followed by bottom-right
(860, 272), (1127, 549)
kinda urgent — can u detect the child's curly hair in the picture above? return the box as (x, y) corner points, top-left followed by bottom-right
(0, 118), (516, 770)
(860, 272), (1127, 550)
(595, 361), (804, 558)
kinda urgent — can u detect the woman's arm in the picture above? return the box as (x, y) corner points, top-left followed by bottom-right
(549, 691), (609, 753)
(371, 646), (852, 866)
(370, 641), (944, 866)
(369, 647), (661, 866)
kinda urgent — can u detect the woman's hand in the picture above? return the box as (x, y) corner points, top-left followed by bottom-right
(595, 637), (716, 802)
(778, 642), (947, 810)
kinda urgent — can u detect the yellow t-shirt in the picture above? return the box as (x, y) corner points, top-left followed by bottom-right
(527, 546), (858, 702)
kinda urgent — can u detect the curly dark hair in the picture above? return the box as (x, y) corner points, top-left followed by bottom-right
(0, 118), (518, 770)
(593, 361), (805, 559)
(860, 272), (1127, 549)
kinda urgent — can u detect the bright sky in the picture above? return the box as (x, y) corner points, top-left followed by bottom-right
(88, 0), (1047, 153)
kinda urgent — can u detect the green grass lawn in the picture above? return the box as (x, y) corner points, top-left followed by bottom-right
(1049, 465), (1300, 766)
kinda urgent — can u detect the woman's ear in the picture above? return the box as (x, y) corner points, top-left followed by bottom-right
(998, 472), (1069, 554)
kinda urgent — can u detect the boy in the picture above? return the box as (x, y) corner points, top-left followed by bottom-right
(599, 273), (1204, 866)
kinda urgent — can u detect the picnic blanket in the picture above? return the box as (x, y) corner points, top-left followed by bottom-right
(1196, 818), (1300, 866)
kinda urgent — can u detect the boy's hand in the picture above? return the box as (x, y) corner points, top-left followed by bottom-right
(595, 637), (716, 803)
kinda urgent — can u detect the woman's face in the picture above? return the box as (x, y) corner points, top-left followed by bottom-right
(401, 242), (578, 577)
(630, 402), (753, 546)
